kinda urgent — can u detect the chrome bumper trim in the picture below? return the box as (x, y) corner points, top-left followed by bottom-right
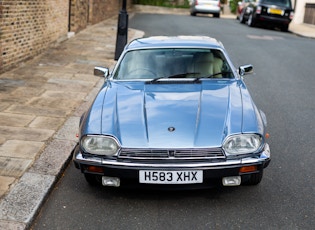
(74, 144), (270, 169)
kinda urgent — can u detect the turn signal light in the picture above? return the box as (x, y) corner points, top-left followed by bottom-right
(239, 165), (257, 173)
(87, 166), (104, 173)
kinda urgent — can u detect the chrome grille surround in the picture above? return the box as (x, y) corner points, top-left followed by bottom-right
(118, 148), (225, 160)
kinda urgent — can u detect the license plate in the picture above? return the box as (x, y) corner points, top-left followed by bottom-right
(268, 8), (283, 15)
(139, 170), (203, 184)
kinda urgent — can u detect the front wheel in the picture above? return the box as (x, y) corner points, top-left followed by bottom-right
(247, 14), (255, 27)
(239, 11), (245, 23)
(281, 25), (289, 32)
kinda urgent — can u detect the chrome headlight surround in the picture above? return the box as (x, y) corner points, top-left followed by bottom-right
(223, 134), (263, 156)
(81, 135), (120, 156)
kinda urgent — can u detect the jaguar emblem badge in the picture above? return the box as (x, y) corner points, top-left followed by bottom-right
(168, 127), (175, 132)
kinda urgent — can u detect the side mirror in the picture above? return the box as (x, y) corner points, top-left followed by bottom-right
(238, 64), (253, 76)
(94, 67), (109, 78)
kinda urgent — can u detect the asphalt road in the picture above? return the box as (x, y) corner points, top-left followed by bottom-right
(32, 14), (315, 230)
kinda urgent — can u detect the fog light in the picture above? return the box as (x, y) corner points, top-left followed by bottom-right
(102, 176), (120, 187)
(222, 176), (241, 186)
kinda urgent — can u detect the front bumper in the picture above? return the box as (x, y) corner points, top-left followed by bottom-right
(73, 144), (271, 188)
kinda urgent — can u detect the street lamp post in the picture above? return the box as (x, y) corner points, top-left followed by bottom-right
(114, 0), (128, 60)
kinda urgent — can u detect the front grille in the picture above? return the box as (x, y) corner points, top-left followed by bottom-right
(118, 148), (225, 160)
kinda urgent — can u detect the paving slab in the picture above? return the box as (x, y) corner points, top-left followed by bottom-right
(0, 113), (35, 127)
(0, 95), (29, 105)
(0, 157), (33, 177)
(5, 105), (70, 117)
(0, 176), (15, 197)
(0, 103), (11, 112)
(42, 72), (74, 80)
(27, 97), (81, 112)
(29, 117), (65, 130)
(0, 140), (44, 159)
(44, 78), (96, 92)
(10, 87), (45, 98)
(41, 90), (87, 101)
(0, 126), (55, 142)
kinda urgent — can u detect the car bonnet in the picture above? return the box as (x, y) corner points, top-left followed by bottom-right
(85, 80), (252, 149)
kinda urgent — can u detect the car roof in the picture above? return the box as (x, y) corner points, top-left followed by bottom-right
(125, 36), (224, 50)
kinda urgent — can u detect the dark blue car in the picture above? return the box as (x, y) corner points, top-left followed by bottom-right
(239, 0), (294, 31)
(73, 36), (271, 189)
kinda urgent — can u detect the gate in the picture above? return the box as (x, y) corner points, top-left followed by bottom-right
(304, 3), (315, 25)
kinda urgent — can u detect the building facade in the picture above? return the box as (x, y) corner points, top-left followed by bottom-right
(0, 0), (132, 73)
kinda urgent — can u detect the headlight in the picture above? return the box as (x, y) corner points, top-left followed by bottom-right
(223, 134), (262, 155)
(81, 135), (120, 156)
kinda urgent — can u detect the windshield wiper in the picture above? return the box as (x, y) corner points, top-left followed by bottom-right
(203, 71), (233, 78)
(149, 72), (200, 83)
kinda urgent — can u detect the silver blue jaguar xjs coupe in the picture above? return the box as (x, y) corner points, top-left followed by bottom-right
(73, 36), (271, 189)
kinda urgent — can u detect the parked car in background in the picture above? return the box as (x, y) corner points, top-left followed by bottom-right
(73, 36), (271, 189)
(190, 0), (221, 18)
(239, 0), (294, 31)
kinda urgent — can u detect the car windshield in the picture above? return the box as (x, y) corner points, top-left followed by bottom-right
(113, 48), (234, 80)
(261, 0), (292, 7)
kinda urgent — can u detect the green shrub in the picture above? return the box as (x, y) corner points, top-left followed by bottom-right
(229, 0), (239, 14)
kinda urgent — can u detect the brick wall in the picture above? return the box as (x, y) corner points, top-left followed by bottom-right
(89, 0), (120, 25)
(69, 0), (130, 32)
(70, 0), (89, 32)
(87, 0), (133, 26)
(0, 4), (3, 71)
(0, 0), (132, 74)
(0, 0), (69, 73)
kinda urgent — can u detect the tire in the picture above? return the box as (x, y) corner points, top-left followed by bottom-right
(84, 173), (102, 186)
(247, 14), (255, 27)
(213, 13), (220, 18)
(281, 25), (289, 32)
(242, 170), (263, 185)
(239, 11), (245, 24)
(190, 12), (196, 16)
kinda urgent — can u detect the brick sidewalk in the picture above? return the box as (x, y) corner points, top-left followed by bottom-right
(0, 15), (144, 229)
